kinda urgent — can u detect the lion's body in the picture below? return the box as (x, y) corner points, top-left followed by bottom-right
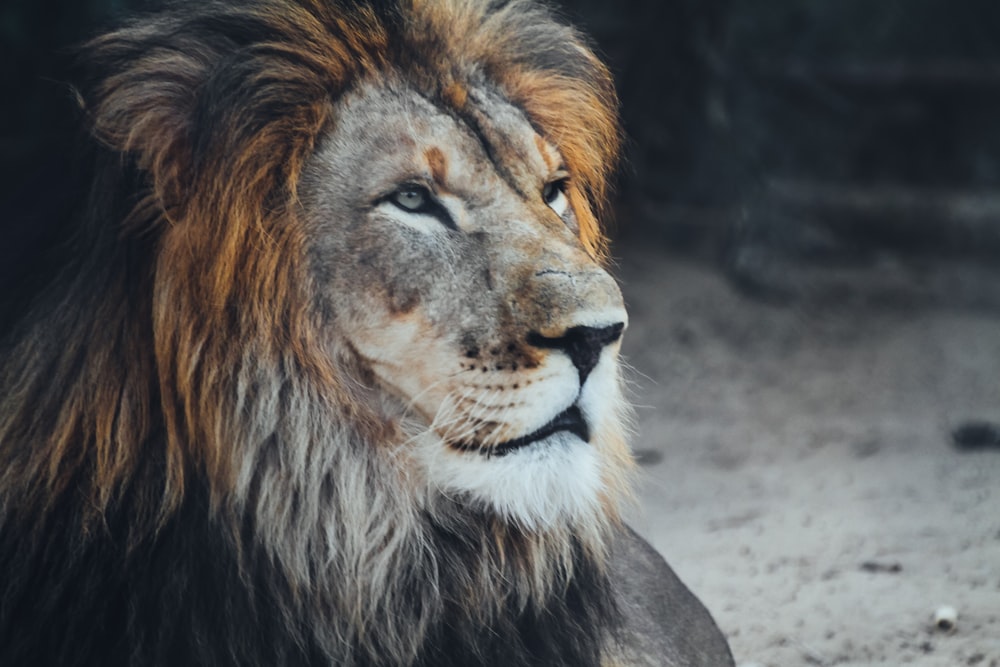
(0, 1), (733, 665)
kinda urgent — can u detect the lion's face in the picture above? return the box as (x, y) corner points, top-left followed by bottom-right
(301, 80), (630, 528)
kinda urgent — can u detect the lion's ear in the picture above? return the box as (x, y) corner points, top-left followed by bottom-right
(79, 27), (208, 220)
(77, 9), (366, 225)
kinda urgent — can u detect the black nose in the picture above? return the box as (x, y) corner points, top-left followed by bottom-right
(527, 322), (624, 386)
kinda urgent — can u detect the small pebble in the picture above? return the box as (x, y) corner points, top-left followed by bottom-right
(952, 421), (1000, 450)
(860, 560), (902, 574)
(933, 605), (958, 631)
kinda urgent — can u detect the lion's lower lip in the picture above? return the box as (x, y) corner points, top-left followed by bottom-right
(453, 405), (590, 458)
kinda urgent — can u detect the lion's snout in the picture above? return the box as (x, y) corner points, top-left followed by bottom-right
(526, 322), (623, 386)
(516, 263), (627, 340)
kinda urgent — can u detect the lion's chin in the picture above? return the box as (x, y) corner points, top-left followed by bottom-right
(419, 428), (605, 530)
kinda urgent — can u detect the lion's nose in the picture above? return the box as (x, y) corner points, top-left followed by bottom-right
(527, 322), (624, 386)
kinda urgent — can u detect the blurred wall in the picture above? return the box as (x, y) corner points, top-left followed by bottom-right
(3, 0), (999, 290)
(561, 0), (1000, 266)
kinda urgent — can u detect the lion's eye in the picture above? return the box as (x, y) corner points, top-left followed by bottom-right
(383, 185), (457, 230)
(543, 179), (569, 217)
(390, 186), (433, 213)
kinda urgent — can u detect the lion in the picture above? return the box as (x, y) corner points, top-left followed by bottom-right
(0, 1), (734, 665)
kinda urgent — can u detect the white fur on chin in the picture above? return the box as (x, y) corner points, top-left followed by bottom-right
(420, 430), (604, 530)
(416, 353), (624, 530)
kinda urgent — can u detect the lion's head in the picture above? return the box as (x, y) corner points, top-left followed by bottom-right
(0, 0), (632, 664)
(303, 74), (631, 529)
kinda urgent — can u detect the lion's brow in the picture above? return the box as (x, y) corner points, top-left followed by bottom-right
(415, 87), (530, 200)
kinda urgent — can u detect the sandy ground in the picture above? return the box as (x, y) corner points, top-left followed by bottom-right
(615, 240), (1000, 666)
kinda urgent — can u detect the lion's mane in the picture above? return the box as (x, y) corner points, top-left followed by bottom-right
(0, 1), (623, 665)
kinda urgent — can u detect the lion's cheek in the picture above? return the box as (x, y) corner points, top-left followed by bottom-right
(340, 311), (457, 411)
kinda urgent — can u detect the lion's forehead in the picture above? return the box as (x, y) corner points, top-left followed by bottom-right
(313, 80), (556, 209)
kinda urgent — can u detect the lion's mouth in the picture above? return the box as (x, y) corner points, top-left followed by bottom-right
(452, 405), (590, 458)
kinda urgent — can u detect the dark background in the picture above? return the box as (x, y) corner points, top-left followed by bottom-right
(3, 0), (1000, 303)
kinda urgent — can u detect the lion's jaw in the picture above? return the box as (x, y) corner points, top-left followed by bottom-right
(411, 329), (627, 530)
(302, 80), (632, 531)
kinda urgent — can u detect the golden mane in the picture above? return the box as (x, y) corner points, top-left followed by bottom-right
(1, 0), (620, 525)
